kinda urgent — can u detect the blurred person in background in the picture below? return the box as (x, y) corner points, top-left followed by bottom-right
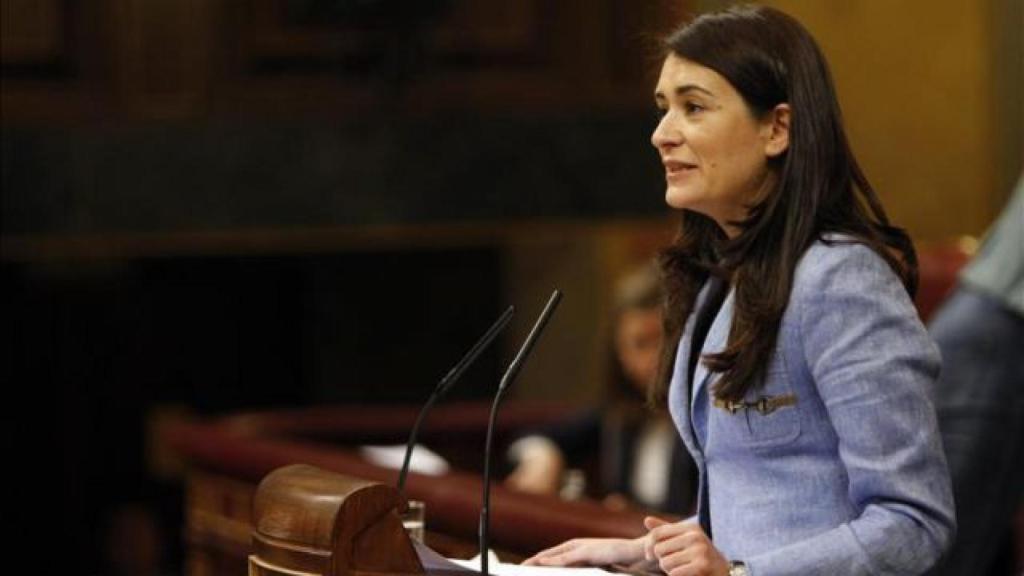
(505, 262), (698, 516)
(928, 174), (1024, 575)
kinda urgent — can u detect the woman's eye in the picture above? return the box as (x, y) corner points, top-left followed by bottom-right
(684, 102), (705, 114)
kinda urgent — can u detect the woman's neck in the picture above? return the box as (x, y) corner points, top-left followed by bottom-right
(716, 169), (779, 239)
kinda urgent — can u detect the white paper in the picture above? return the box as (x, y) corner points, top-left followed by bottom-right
(359, 444), (450, 476)
(450, 552), (618, 576)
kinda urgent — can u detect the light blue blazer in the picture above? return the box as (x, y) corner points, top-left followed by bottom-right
(668, 239), (955, 575)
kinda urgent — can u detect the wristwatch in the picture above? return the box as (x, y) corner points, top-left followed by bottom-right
(728, 561), (749, 576)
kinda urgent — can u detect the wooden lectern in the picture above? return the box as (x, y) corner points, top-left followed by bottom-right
(249, 464), (426, 576)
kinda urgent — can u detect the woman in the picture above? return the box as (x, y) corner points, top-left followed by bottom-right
(525, 5), (955, 576)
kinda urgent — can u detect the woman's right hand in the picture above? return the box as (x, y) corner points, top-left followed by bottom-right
(643, 516), (730, 576)
(522, 537), (645, 567)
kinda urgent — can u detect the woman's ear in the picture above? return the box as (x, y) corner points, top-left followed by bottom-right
(764, 103), (790, 158)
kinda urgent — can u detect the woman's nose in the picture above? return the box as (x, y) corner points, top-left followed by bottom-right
(651, 116), (681, 151)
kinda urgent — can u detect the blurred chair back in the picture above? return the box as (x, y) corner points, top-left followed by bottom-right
(915, 238), (975, 323)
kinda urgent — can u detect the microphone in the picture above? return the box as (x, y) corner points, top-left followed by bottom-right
(479, 290), (562, 575)
(396, 305), (515, 494)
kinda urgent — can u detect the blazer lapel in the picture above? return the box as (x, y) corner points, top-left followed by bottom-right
(672, 280), (716, 452)
(692, 288), (735, 406)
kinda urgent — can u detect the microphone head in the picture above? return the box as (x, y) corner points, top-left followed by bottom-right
(498, 290), (561, 392)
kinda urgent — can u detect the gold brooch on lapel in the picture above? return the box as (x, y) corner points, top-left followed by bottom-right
(714, 394), (798, 415)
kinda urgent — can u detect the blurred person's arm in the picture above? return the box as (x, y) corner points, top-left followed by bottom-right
(505, 436), (565, 495)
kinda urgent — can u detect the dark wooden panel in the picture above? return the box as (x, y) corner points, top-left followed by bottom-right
(244, 0), (544, 63)
(1, 116), (666, 237)
(1, 0), (691, 122)
(0, 0), (65, 66)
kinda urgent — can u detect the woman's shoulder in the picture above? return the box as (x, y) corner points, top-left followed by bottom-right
(792, 233), (907, 302)
(797, 233), (891, 275)
(787, 234), (937, 373)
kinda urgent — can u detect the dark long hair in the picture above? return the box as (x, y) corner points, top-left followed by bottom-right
(650, 5), (917, 405)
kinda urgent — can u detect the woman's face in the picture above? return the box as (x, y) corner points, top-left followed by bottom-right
(651, 54), (787, 235)
(615, 307), (663, 393)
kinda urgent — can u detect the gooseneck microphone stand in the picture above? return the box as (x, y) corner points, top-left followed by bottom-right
(479, 290), (562, 576)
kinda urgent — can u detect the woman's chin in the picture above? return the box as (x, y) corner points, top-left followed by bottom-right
(664, 186), (703, 211)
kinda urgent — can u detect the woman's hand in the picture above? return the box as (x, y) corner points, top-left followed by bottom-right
(522, 537), (644, 567)
(643, 516), (730, 576)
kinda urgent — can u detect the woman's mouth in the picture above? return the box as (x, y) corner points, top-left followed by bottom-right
(664, 160), (697, 179)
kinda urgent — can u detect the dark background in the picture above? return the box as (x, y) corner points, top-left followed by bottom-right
(2, 1), (678, 573)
